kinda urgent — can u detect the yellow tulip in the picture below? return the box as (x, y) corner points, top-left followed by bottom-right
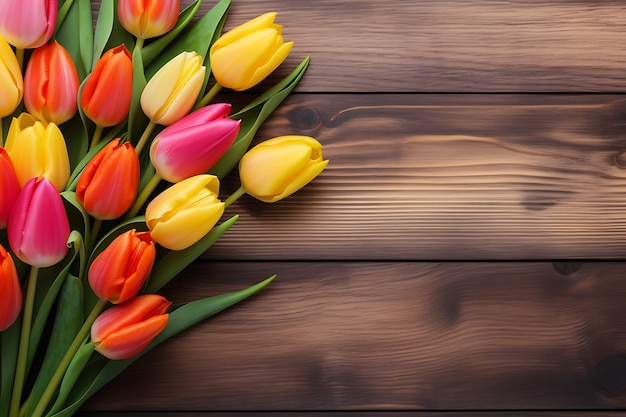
(140, 51), (205, 126)
(0, 34), (23, 118)
(239, 135), (328, 203)
(210, 12), (293, 91)
(4, 113), (70, 191)
(145, 174), (224, 250)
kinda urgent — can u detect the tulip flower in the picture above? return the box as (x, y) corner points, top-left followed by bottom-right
(140, 51), (205, 126)
(0, 244), (21, 331)
(88, 229), (156, 304)
(0, 0), (57, 49)
(81, 45), (133, 128)
(239, 135), (328, 203)
(145, 174), (224, 250)
(118, 0), (179, 40)
(8, 176), (70, 268)
(149, 103), (240, 183)
(0, 34), (23, 118)
(210, 12), (293, 91)
(0, 148), (19, 229)
(91, 294), (171, 360)
(24, 41), (80, 124)
(76, 138), (140, 220)
(4, 113), (70, 192)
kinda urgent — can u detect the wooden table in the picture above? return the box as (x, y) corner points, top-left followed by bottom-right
(78, 0), (626, 415)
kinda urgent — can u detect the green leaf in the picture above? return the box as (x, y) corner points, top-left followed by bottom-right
(59, 115), (89, 173)
(209, 56), (310, 179)
(128, 46), (148, 144)
(56, 0), (88, 79)
(48, 275), (275, 417)
(25, 275), (84, 417)
(144, 215), (238, 294)
(103, 0), (135, 53)
(77, 0), (94, 74)
(145, 0), (231, 80)
(92, 0), (115, 70)
(47, 341), (94, 416)
(0, 316), (21, 417)
(141, 0), (202, 67)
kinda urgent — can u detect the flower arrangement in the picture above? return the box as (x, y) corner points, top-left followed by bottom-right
(0, 0), (328, 416)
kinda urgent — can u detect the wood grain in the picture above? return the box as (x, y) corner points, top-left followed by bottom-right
(209, 94), (626, 260)
(82, 261), (626, 411)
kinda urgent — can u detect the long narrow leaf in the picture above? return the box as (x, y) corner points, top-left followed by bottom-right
(144, 215), (238, 294)
(49, 275), (275, 417)
(209, 56), (310, 179)
(92, 0), (115, 70)
(77, 0), (94, 74)
(0, 316), (21, 416)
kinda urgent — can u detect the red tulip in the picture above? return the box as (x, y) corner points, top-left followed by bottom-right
(0, 148), (19, 229)
(0, 0), (57, 49)
(118, 0), (180, 40)
(76, 138), (140, 220)
(80, 45), (133, 127)
(91, 294), (171, 360)
(0, 244), (21, 331)
(24, 41), (80, 124)
(8, 176), (70, 268)
(88, 229), (156, 304)
(149, 103), (240, 183)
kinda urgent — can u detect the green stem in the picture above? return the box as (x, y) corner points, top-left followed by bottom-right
(89, 126), (104, 150)
(15, 48), (24, 71)
(89, 218), (103, 254)
(124, 172), (162, 220)
(195, 82), (223, 110)
(224, 186), (247, 209)
(9, 267), (39, 417)
(135, 121), (156, 155)
(30, 299), (108, 417)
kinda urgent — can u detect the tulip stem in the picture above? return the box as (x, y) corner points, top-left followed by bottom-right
(125, 172), (162, 220)
(89, 218), (103, 254)
(135, 121), (156, 155)
(224, 186), (247, 208)
(89, 126), (104, 150)
(30, 299), (108, 417)
(196, 82), (223, 110)
(15, 48), (24, 71)
(9, 267), (39, 417)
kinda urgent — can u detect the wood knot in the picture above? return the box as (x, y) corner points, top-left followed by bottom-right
(614, 151), (626, 168)
(592, 355), (626, 395)
(552, 262), (583, 276)
(288, 106), (321, 131)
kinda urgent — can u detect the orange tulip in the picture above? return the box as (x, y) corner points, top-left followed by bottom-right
(80, 45), (133, 127)
(88, 229), (156, 304)
(24, 41), (80, 124)
(118, 0), (180, 40)
(76, 138), (140, 220)
(0, 148), (19, 229)
(91, 294), (171, 360)
(0, 244), (21, 331)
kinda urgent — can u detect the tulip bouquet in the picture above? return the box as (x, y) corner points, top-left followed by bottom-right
(0, 0), (328, 416)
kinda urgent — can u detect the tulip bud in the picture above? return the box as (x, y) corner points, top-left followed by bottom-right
(118, 0), (179, 40)
(8, 176), (70, 268)
(0, 148), (19, 229)
(88, 230), (156, 304)
(239, 136), (328, 203)
(0, 244), (21, 331)
(210, 12), (293, 91)
(0, 34), (23, 118)
(91, 294), (171, 360)
(145, 174), (224, 250)
(76, 138), (140, 220)
(4, 113), (70, 192)
(81, 45), (133, 127)
(24, 41), (80, 124)
(0, 0), (57, 49)
(149, 103), (240, 183)
(140, 51), (205, 126)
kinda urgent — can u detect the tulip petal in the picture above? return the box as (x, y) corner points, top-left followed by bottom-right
(94, 315), (169, 360)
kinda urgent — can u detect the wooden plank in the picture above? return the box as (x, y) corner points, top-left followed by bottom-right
(208, 94), (626, 260)
(174, 0), (626, 92)
(82, 261), (626, 411)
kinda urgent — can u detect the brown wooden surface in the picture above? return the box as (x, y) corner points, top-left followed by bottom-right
(79, 0), (626, 415)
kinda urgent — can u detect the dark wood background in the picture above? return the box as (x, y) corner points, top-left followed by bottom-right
(79, 0), (626, 415)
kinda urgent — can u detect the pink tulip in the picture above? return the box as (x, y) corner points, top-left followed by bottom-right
(8, 176), (70, 268)
(118, 0), (180, 40)
(149, 103), (240, 183)
(0, 244), (21, 331)
(0, 0), (57, 49)
(0, 148), (20, 229)
(91, 294), (171, 360)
